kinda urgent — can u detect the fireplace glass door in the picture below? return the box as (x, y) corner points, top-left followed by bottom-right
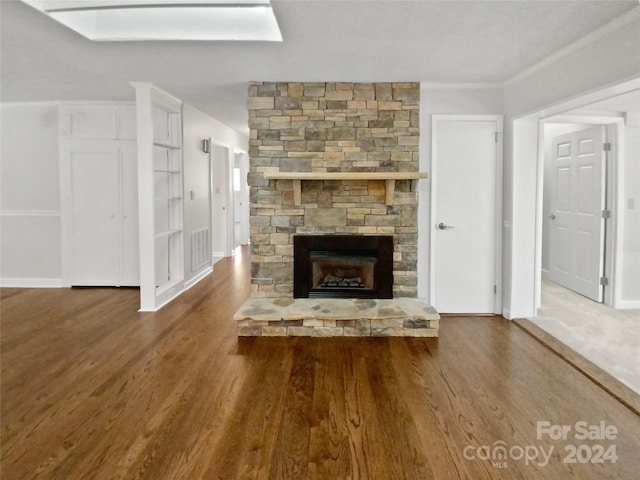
(294, 235), (393, 299)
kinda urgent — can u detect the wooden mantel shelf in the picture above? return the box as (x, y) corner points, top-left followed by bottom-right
(263, 171), (428, 206)
(263, 172), (427, 181)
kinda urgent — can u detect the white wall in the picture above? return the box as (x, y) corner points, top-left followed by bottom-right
(502, 10), (640, 318)
(0, 101), (247, 290)
(418, 86), (504, 299)
(182, 103), (247, 285)
(182, 104), (216, 286)
(0, 103), (62, 286)
(621, 121), (640, 306)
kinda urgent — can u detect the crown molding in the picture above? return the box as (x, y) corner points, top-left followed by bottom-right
(420, 82), (503, 90)
(505, 7), (640, 87)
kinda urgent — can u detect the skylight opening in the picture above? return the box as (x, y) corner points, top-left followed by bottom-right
(21, 1), (283, 42)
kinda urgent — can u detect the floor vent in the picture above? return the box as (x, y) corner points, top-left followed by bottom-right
(191, 228), (210, 272)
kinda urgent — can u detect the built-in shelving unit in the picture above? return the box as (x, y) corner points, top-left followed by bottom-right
(131, 82), (185, 311)
(263, 171), (428, 205)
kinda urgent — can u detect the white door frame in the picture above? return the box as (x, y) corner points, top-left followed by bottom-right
(508, 77), (639, 319)
(430, 115), (504, 314)
(538, 115), (623, 308)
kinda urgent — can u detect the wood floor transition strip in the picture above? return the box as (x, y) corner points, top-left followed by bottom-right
(513, 318), (640, 417)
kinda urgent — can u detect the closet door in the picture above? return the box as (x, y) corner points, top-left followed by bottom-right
(120, 145), (140, 285)
(69, 146), (119, 285)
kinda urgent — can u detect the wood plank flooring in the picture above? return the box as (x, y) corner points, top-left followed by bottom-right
(2, 246), (639, 479)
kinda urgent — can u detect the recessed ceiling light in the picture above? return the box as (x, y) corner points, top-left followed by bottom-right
(20, 0), (283, 41)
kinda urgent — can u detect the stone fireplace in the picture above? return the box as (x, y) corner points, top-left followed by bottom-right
(247, 82), (420, 298)
(234, 82), (439, 337)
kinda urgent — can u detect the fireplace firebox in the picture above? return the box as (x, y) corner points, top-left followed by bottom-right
(294, 235), (393, 299)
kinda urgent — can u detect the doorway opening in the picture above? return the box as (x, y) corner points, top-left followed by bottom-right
(541, 122), (613, 305)
(531, 89), (640, 394)
(233, 151), (249, 249)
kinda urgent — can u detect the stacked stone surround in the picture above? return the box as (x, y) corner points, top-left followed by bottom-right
(247, 82), (420, 299)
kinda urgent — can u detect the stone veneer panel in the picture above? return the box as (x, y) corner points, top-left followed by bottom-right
(248, 82), (420, 298)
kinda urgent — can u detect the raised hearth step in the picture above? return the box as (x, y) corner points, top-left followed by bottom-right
(233, 298), (439, 337)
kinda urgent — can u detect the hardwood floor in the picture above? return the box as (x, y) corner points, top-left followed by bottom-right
(2, 246), (639, 479)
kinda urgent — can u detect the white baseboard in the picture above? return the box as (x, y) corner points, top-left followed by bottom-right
(184, 266), (213, 290)
(212, 252), (225, 264)
(615, 299), (640, 310)
(502, 308), (512, 320)
(0, 277), (63, 288)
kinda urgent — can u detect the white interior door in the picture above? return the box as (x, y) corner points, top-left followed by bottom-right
(239, 153), (250, 245)
(233, 159), (242, 249)
(70, 148), (119, 285)
(548, 125), (605, 302)
(232, 152), (250, 247)
(119, 145), (140, 285)
(431, 117), (501, 313)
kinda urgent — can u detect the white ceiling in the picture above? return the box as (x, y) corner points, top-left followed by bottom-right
(1, 0), (638, 133)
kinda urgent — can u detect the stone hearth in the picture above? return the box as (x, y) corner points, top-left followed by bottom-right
(234, 298), (439, 337)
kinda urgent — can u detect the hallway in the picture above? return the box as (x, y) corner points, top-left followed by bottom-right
(533, 274), (640, 394)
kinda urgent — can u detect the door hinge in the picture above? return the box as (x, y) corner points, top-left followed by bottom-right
(600, 277), (609, 286)
(494, 132), (499, 143)
(603, 142), (611, 152)
(601, 209), (611, 219)
(494, 285), (497, 295)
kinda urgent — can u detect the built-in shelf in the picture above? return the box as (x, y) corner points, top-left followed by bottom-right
(132, 82), (185, 312)
(263, 171), (428, 206)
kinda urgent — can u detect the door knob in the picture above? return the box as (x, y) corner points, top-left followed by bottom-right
(437, 222), (455, 230)
(548, 214), (556, 220)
